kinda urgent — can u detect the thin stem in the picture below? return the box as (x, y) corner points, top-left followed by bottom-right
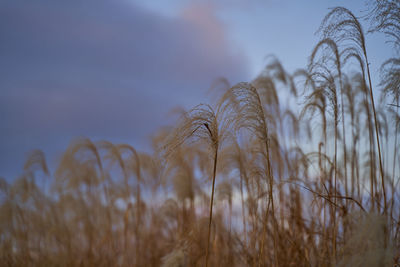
(259, 138), (277, 267)
(205, 148), (218, 267)
(365, 54), (387, 214)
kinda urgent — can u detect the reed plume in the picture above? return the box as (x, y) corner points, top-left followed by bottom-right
(1, 3), (399, 266)
(163, 103), (234, 267)
(318, 6), (387, 214)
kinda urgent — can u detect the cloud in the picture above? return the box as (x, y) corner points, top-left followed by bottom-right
(0, 0), (249, 179)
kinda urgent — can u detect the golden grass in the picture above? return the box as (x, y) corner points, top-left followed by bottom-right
(1, 3), (400, 267)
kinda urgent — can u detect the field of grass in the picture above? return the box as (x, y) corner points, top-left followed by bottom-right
(1, 2), (400, 266)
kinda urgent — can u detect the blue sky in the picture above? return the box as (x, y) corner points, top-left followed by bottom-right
(0, 0), (392, 180)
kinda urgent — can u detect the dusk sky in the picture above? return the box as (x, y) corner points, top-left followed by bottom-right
(0, 0), (392, 180)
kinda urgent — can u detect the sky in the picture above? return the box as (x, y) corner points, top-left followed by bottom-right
(0, 0), (393, 180)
